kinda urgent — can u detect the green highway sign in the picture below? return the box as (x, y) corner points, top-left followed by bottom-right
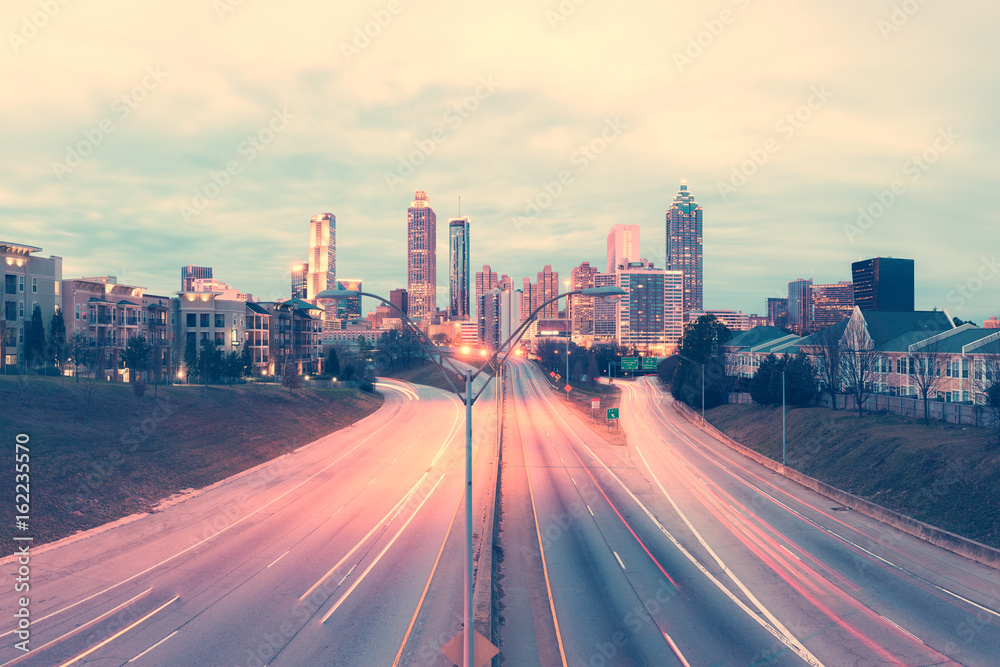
(642, 357), (658, 370)
(621, 357), (639, 370)
(606, 408), (619, 420)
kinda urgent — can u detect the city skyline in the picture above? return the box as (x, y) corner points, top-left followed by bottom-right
(2, 2), (997, 323)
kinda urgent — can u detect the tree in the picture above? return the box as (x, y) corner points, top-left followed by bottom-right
(325, 346), (341, 377)
(281, 359), (302, 393)
(908, 337), (946, 425)
(184, 336), (199, 383)
(67, 331), (90, 382)
(198, 339), (224, 387)
(840, 317), (884, 417)
(240, 344), (253, 378)
(47, 307), (67, 374)
(25, 304), (46, 370)
(672, 315), (734, 410)
(783, 353), (818, 407)
(811, 323), (845, 410)
(750, 354), (780, 405)
(122, 334), (152, 384)
(431, 332), (451, 347)
(357, 335), (374, 371)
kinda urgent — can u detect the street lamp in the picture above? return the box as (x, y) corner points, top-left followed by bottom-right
(677, 354), (705, 424)
(563, 279), (571, 394)
(317, 283), (624, 666)
(782, 363), (786, 466)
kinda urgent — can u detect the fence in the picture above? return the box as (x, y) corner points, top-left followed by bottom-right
(728, 391), (997, 428)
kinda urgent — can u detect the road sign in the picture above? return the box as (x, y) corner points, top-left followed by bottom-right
(564, 384), (572, 393)
(642, 357), (658, 370)
(442, 630), (499, 667)
(621, 357), (638, 370)
(555, 373), (561, 380)
(550, 371), (556, 377)
(591, 398), (601, 409)
(606, 407), (619, 420)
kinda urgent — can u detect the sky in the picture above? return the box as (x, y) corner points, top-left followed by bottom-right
(2, 0), (998, 323)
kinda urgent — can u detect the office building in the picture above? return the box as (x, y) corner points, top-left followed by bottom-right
(181, 264), (212, 292)
(593, 273), (618, 341)
(616, 261), (684, 351)
(535, 265), (560, 319)
(2, 242), (62, 370)
(666, 180), (703, 313)
(336, 279), (363, 320)
(766, 297), (789, 329)
(407, 191), (437, 319)
(475, 265), (497, 316)
(291, 264), (308, 299)
(569, 262), (599, 337)
(811, 281), (854, 329)
(307, 213), (336, 299)
(389, 289), (408, 317)
(607, 224), (640, 273)
(449, 217), (470, 320)
(479, 288), (522, 352)
(852, 257), (915, 311)
(787, 278), (813, 335)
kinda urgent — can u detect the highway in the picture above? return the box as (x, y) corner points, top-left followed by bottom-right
(497, 360), (1000, 666)
(0, 377), (499, 667)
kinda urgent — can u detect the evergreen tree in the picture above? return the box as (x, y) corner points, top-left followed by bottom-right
(184, 336), (199, 382)
(25, 304), (46, 369)
(326, 347), (341, 377)
(47, 307), (67, 371)
(240, 344), (253, 378)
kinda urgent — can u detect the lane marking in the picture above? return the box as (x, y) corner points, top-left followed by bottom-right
(127, 630), (177, 663)
(586, 505), (594, 517)
(614, 551), (626, 570)
(267, 550), (290, 568)
(321, 475), (446, 623)
(0, 589), (153, 667)
(0, 393), (422, 640)
(57, 596), (179, 667)
(663, 632), (692, 667)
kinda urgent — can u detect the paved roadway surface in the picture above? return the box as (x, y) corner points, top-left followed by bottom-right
(496, 360), (1000, 666)
(0, 376), (498, 667)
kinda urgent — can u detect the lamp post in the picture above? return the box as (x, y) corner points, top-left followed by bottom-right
(317, 284), (625, 667)
(677, 354), (705, 424)
(564, 280), (571, 394)
(782, 364), (786, 466)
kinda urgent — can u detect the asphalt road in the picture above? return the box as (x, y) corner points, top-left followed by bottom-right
(0, 376), (499, 667)
(497, 361), (1000, 666)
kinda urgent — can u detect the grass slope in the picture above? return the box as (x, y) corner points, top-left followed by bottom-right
(706, 403), (1000, 549)
(0, 376), (382, 555)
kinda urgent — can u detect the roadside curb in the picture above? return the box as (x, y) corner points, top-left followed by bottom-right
(670, 399), (1000, 571)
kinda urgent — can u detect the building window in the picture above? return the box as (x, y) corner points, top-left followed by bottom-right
(75, 305), (80, 320)
(186, 313), (196, 328)
(215, 314), (224, 328)
(54, 282), (59, 296)
(18, 301), (24, 318)
(200, 313), (210, 328)
(18, 276), (24, 292)
(215, 332), (224, 345)
(31, 277), (37, 293)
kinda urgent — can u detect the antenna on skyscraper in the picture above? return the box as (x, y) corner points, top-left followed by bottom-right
(458, 195), (461, 216)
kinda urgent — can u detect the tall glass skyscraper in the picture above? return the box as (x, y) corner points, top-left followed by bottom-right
(307, 213), (335, 299)
(407, 191), (437, 319)
(666, 181), (703, 313)
(449, 217), (470, 320)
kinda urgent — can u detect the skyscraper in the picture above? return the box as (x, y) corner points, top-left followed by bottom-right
(307, 213), (335, 299)
(607, 225), (640, 273)
(666, 180), (703, 313)
(407, 191), (437, 319)
(335, 279), (362, 320)
(475, 265), (498, 310)
(181, 264), (212, 292)
(811, 281), (854, 329)
(449, 217), (470, 320)
(291, 264), (308, 299)
(616, 261), (684, 351)
(535, 265), (559, 319)
(787, 278), (813, 335)
(569, 262), (599, 336)
(389, 289), (408, 316)
(766, 297), (789, 329)
(851, 257), (915, 311)
(593, 273), (618, 341)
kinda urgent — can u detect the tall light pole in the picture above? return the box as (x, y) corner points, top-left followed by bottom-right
(677, 354), (705, 424)
(782, 364), (786, 466)
(563, 279), (571, 394)
(317, 284), (625, 667)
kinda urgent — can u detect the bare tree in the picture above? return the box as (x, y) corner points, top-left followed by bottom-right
(971, 337), (1000, 447)
(811, 324), (845, 410)
(840, 317), (885, 417)
(908, 335), (947, 425)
